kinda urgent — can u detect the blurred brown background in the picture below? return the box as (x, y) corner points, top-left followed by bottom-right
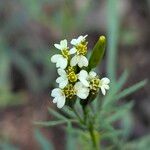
(0, 0), (149, 149)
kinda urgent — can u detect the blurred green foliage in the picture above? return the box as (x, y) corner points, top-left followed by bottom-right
(0, 0), (149, 149)
(35, 0), (148, 149)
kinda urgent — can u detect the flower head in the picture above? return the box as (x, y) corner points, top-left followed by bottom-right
(78, 70), (110, 95)
(51, 39), (76, 69)
(51, 82), (89, 108)
(50, 35), (110, 108)
(56, 68), (77, 88)
(51, 88), (66, 108)
(51, 84), (76, 108)
(71, 35), (88, 46)
(99, 77), (110, 95)
(70, 35), (89, 68)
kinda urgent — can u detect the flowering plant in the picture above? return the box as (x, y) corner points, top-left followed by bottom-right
(51, 35), (110, 109)
(35, 35), (147, 150)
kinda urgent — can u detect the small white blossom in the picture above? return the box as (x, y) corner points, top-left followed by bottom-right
(70, 55), (88, 68)
(70, 35), (89, 68)
(74, 82), (90, 99)
(51, 39), (76, 69)
(78, 70), (110, 95)
(56, 68), (68, 88)
(99, 78), (110, 95)
(51, 88), (66, 108)
(78, 70), (96, 87)
(71, 35), (88, 46)
(51, 54), (68, 69)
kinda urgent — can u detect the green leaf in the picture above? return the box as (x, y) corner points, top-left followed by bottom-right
(106, 0), (120, 83)
(34, 120), (67, 127)
(34, 129), (54, 150)
(102, 70), (129, 108)
(88, 36), (106, 70)
(123, 135), (150, 150)
(48, 107), (68, 121)
(105, 102), (134, 123)
(115, 79), (147, 101)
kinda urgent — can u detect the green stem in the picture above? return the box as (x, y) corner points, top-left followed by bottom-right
(82, 105), (99, 150)
(89, 123), (99, 150)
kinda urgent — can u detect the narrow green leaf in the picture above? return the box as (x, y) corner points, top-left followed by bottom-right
(88, 36), (106, 70)
(115, 79), (147, 101)
(105, 102), (134, 123)
(48, 107), (68, 121)
(61, 107), (76, 118)
(34, 120), (67, 127)
(106, 0), (120, 83)
(123, 135), (150, 150)
(102, 70), (129, 108)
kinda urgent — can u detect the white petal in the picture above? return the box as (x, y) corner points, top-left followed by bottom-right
(79, 70), (88, 79)
(78, 55), (88, 68)
(56, 57), (68, 69)
(57, 96), (66, 108)
(51, 54), (62, 63)
(51, 88), (62, 97)
(57, 68), (67, 77)
(69, 47), (77, 54)
(54, 44), (62, 50)
(56, 76), (64, 83)
(60, 39), (67, 49)
(71, 39), (78, 46)
(78, 70), (89, 87)
(70, 55), (79, 66)
(59, 79), (68, 88)
(101, 87), (106, 95)
(74, 82), (89, 99)
(53, 97), (58, 103)
(77, 35), (88, 43)
(83, 35), (88, 38)
(89, 71), (97, 78)
(103, 84), (110, 90)
(101, 77), (110, 84)
(77, 36), (84, 43)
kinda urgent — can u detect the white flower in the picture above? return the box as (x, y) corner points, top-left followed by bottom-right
(51, 39), (76, 69)
(56, 68), (68, 88)
(78, 70), (97, 87)
(74, 82), (90, 99)
(70, 55), (88, 68)
(70, 35), (89, 68)
(71, 35), (88, 46)
(78, 70), (110, 95)
(51, 88), (66, 108)
(99, 78), (110, 95)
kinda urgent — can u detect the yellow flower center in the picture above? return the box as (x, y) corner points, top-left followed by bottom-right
(90, 77), (100, 95)
(63, 84), (76, 99)
(66, 66), (77, 83)
(62, 49), (70, 59)
(76, 42), (88, 55)
(68, 72), (77, 83)
(67, 66), (75, 73)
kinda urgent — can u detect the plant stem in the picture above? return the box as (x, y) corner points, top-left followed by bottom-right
(89, 123), (99, 150)
(82, 105), (99, 150)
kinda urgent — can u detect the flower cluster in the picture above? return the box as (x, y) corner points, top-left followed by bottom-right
(51, 35), (110, 108)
